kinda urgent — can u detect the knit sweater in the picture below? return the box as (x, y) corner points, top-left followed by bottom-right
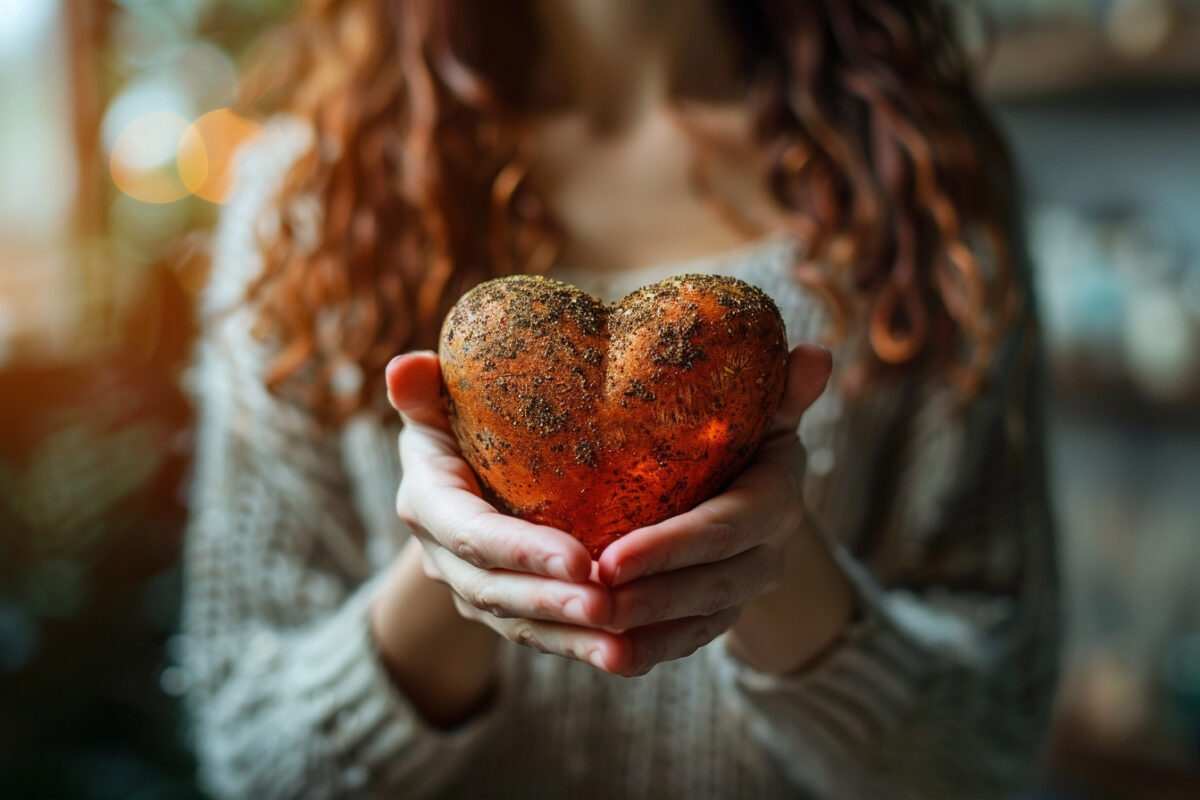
(181, 119), (1060, 800)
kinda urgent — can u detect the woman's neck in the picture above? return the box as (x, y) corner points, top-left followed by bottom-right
(530, 0), (742, 131)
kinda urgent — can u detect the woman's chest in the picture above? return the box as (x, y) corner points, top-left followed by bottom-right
(527, 107), (785, 277)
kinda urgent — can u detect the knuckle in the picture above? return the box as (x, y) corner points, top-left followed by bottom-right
(647, 594), (673, 625)
(471, 580), (507, 617)
(703, 578), (736, 617)
(452, 595), (478, 621)
(692, 504), (725, 531)
(631, 551), (664, 579)
(449, 530), (485, 567)
(529, 592), (562, 620)
(507, 622), (550, 655)
(615, 592), (666, 630)
(504, 538), (536, 572)
(509, 622), (535, 647)
(682, 614), (730, 660)
(464, 512), (513, 565)
(688, 621), (717, 654)
(570, 644), (596, 666)
(704, 523), (739, 561)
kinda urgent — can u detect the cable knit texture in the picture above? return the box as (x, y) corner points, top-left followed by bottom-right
(182, 119), (1060, 799)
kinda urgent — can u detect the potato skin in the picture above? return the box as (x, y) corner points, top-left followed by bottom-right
(439, 273), (788, 558)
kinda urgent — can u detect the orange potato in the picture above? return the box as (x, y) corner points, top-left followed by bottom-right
(439, 273), (788, 558)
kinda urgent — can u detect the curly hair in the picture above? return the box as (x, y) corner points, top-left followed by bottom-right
(238, 0), (1020, 420)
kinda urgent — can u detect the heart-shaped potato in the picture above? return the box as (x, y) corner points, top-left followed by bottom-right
(439, 273), (788, 558)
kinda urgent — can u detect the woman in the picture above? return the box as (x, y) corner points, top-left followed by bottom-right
(183, 1), (1059, 797)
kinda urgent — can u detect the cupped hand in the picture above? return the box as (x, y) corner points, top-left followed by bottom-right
(594, 344), (834, 676)
(386, 352), (627, 672)
(386, 345), (833, 678)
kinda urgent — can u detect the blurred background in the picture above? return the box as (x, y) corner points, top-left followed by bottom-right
(1, 1), (1198, 798)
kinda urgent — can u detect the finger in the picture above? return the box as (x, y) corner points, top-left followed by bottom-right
(397, 420), (479, 487)
(616, 607), (742, 677)
(426, 544), (611, 627)
(598, 475), (801, 585)
(386, 351), (449, 430)
(403, 480), (592, 581)
(607, 545), (775, 631)
(769, 344), (833, 435)
(452, 601), (629, 672)
(394, 396), (594, 582)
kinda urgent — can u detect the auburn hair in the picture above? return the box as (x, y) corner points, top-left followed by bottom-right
(238, 0), (1020, 421)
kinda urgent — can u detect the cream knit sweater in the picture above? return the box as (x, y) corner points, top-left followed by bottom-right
(181, 119), (1059, 799)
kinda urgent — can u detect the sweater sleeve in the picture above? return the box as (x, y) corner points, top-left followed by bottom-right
(180, 120), (506, 800)
(705, 310), (1061, 799)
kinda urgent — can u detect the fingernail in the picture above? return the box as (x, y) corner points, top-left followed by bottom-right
(564, 595), (586, 623)
(546, 555), (571, 581)
(612, 557), (642, 586)
(588, 648), (606, 670)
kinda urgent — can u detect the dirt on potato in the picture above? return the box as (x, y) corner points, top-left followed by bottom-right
(439, 273), (788, 558)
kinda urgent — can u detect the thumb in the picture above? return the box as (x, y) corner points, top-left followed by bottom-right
(769, 344), (833, 434)
(386, 351), (449, 430)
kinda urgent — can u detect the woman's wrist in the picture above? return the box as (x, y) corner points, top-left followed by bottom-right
(726, 524), (857, 675)
(369, 538), (502, 728)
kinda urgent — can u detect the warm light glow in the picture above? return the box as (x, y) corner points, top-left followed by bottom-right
(178, 109), (263, 204)
(109, 108), (263, 205)
(109, 111), (191, 204)
(699, 419), (730, 445)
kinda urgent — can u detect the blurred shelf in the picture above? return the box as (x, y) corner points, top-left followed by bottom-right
(982, 15), (1200, 100)
(1049, 371), (1200, 432)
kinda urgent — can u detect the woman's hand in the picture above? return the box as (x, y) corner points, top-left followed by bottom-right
(380, 352), (626, 674)
(374, 345), (851, 697)
(595, 344), (855, 676)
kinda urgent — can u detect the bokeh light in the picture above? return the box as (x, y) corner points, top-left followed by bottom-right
(1124, 286), (1199, 401)
(108, 3), (183, 70)
(177, 109), (262, 204)
(174, 42), (239, 112)
(0, 0), (58, 60)
(101, 78), (195, 164)
(109, 110), (192, 204)
(1107, 0), (1175, 58)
